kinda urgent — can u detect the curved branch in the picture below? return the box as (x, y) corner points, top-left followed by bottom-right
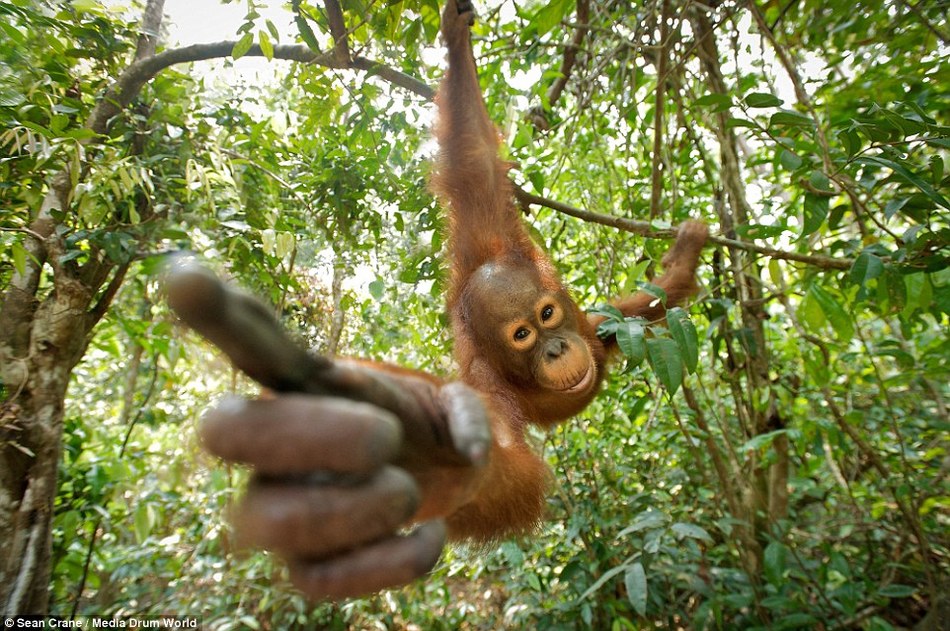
(86, 41), (432, 136)
(0, 226), (46, 242)
(514, 186), (853, 270)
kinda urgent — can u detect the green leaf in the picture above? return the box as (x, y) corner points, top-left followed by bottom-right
(11, 242), (27, 277)
(809, 284), (854, 341)
(726, 117), (757, 129)
(368, 279), (385, 300)
(769, 110), (815, 128)
(695, 93), (733, 112)
(873, 345), (915, 369)
(741, 429), (788, 452)
(133, 502), (152, 543)
(745, 92), (783, 108)
(849, 251), (885, 287)
(616, 319), (646, 367)
(526, 573), (541, 591)
(258, 30), (274, 60)
(59, 250), (84, 264)
(295, 13), (322, 52)
(64, 128), (99, 141)
(532, 0), (569, 36)
(419, 0), (441, 41)
(828, 203), (848, 229)
(809, 170), (832, 192)
(591, 304), (624, 322)
(798, 288), (825, 332)
(878, 584), (916, 598)
(667, 307), (698, 374)
(265, 19), (280, 41)
(671, 522), (713, 543)
(646, 338), (683, 395)
(761, 595), (794, 611)
(625, 562), (648, 616)
(623, 259), (652, 295)
(737, 223), (787, 240)
(838, 128), (862, 157)
(929, 155), (944, 185)
(883, 196), (910, 220)
(636, 281), (668, 306)
(232, 32), (254, 59)
(72, 0), (102, 13)
(779, 149), (802, 171)
(902, 273), (932, 316)
(775, 614), (819, 630)
(0, 87), (26, 107)
(527, 168), (544, 193)
(855, 156), (950, 210)
(0, 21), (26, 45)
(763, 541), (788, 586)
(768, 259), (783, 287)
(802, 193), (828, 235)
(19, 121), (53, 137)
(619, 509), (667, 535)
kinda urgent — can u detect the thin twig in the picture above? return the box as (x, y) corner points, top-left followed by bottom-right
(514, 185), (854, 270)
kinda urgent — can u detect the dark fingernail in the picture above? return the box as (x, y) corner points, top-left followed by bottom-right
(412, 521), (447, 574)
(382, 468), (420, 520)
(368, 413), (402, 464)
(467, 440), (489, 467)
(214, 394), (248, 415)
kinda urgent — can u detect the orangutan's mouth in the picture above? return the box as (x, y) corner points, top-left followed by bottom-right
(562, 367), (594, 393)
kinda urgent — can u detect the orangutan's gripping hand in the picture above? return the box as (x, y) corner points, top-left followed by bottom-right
(166, 262), (490, 600)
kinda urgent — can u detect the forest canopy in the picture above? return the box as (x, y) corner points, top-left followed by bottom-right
(0, 0), (947, 628)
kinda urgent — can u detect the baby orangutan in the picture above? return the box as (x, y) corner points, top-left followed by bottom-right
(168, 0), (707, 601)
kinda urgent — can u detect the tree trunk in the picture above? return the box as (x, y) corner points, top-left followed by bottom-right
(0, 0), (166, 613)
(690, 6), (787, 596)
(1, 288), (96, 613)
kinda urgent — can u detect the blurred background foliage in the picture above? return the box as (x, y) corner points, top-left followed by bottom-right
(0, 0), (947, 628)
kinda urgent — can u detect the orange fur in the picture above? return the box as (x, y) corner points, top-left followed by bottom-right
(349, 1), (707, 544)
(426, 0), (707, 542)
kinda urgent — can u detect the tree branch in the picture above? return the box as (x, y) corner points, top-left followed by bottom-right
(514, 185), (853, 270)
(895, 0), (950, 44)
(88, 262), (131, 328)
(351, 56), (435, 99)
(134, 0), (165, 62)
(86, 41), (433, 137)
(323, 0), (351, 65)
(547, 0), (589, 108)
(0, 226), (45, 242)
(527, 0), (589, 130)
(649, 0), (672, 219)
